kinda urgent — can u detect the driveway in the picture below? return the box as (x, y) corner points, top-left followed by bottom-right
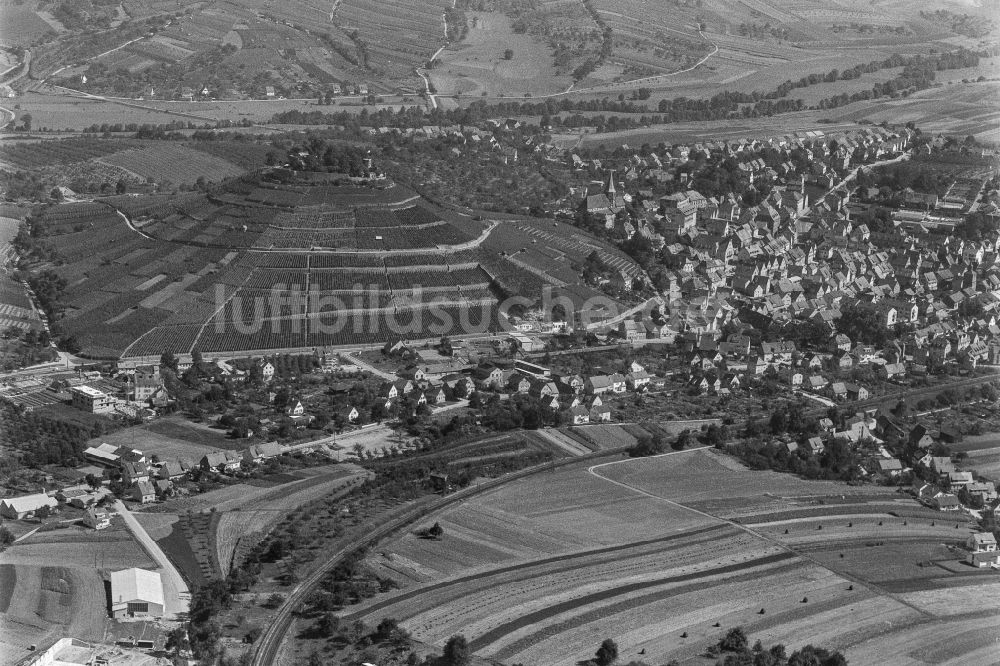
(114, 500), (190, 621)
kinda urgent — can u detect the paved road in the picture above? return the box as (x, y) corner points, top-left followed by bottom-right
(114, 500), (190, 621)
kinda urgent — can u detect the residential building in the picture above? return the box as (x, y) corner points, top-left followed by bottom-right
(69, 386), (114, 414)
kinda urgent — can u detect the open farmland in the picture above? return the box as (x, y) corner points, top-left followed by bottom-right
(429, 12), (572, 98)
(428, 0), (997, 100)
(340, 447), (993, 665)
(0, 522), (156, 660)
(1, 523), (157, 570)
(88, 415), (236, 463)
(99, 144), (247, 185)
(3, 92), (203, 130)
(819, 80), (1000, 143)
(0, 565), (107, 663)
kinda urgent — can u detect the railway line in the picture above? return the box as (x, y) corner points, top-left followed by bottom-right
(244, 367), (1000, 663)
(249, 446), (628, 665)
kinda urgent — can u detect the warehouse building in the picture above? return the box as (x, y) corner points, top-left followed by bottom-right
(109, 568), (164, 618)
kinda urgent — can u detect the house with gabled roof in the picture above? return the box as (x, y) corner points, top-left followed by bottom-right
(130, 480), (156, 504)
(967, 533), (999, 567)
(569, 405), (590, 424)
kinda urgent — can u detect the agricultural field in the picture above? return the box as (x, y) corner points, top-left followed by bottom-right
(950, 432), (1000, 482)
(0, 564), (107, 663)
(427, 0), (998, 101)
(11, 136), (634, 359)
(0, 520), (156, 660)
(430, 12), (572, 98)
(329, 0), (453, 80)
(99, 144), (247, 185)
(0, 0), (54, 48)
(86, 415), (236, 464)
(343, 448), (990, 665)
(819, 80), (1000, 143)
(2, 92), (200, 131)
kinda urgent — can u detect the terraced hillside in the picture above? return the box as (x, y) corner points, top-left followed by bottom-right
(26, 168), (640, 359)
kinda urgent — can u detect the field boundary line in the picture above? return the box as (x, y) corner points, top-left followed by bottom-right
(586, 449), (937, 619)
(342, 521), (735, 622)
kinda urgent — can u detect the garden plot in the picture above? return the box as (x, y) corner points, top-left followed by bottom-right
(214, 465), (368, 575)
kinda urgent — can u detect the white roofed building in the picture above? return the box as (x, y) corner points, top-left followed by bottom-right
(110, 568), (164, 618)
(69, 386), (114, 414)
(0, 493), (58, 519)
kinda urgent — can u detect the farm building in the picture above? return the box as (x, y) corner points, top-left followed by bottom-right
(0, 493), (58, 519)
(157, 461), (188, 480)
(83, 442), (120, 466)
(110, 568), (164, 618)
(933, 494), (961, 511)
(242, 442), (284, 465)
(200, 451), (241, 472)
(130, 481), (156, 504)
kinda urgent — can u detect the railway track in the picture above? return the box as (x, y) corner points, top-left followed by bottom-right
(249, 446), (628, 665)
(246, 372), (1000, 663)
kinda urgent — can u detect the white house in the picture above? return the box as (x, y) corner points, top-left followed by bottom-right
(966, 532), (1000, 568)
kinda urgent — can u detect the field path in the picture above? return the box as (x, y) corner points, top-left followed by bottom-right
(114, 500), (190, 620)
(587, 449), (934, 618)
(534, 429), (590, 456)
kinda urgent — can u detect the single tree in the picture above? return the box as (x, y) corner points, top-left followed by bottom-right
(595, 638), (619, 665)
(720, 627), (748, 652)
(442, 634), (471, 666)
(165, 626), (189, 656)
(503, 48), (514, 60)
(160, 350), (179, 372)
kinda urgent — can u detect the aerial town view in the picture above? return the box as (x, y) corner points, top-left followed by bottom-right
(1, 0), (999, 665)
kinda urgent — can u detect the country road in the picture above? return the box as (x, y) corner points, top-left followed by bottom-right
(114, 500), (190, 621)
